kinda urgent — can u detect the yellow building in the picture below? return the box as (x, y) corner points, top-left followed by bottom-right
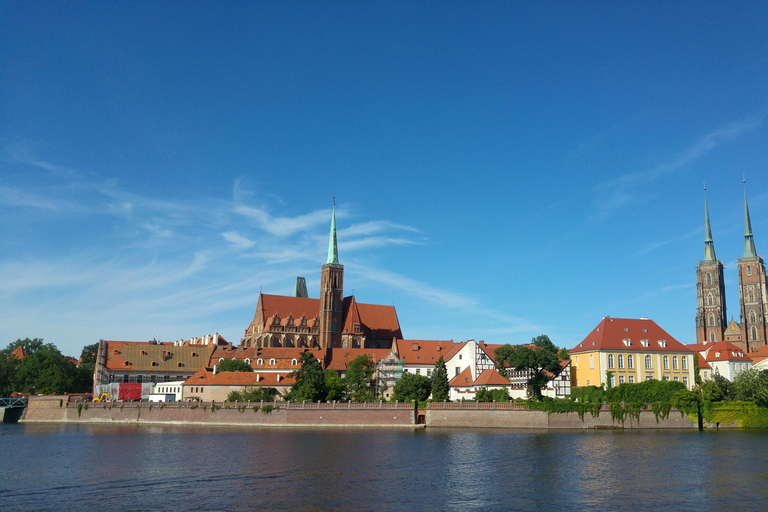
(570, 317), (695, 390)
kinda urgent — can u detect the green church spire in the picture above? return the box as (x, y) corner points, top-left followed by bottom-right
(743, 177), (757, 258)
(326, 198), (340, 265)
(703, 185), (716, 261)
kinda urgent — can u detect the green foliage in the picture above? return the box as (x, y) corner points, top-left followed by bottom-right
(693, 352), (702, 386)
(651, 402), (672, 423)
(252, 405), (259, 412)
(430, 356), (450, 402)
(285, 351), (326, 403)
(392, 373), (431, 402)
(262, 404), (278, 414)
(571, 385), (605, 404)
(528, 398), (601, 420)
(324, 370), (346, 402)
(670, 388), (701, 416)
(0, 338), (95, 395)
(732, 368), (768, 407)
(344, 355), (375, 402)
(190, 404), (199, 410)
(608, 401), (644, 424)
(605, 370), (614, 389)
(701, 401), (768, 428)
(79, 343), (98, 365)
(604, 380), (686, 404)
(701, 374), (733, 402)
(475, 387), (510, 402)
(558, 348), (570, 360)
(494, 335), (561, 401)
(217, 358), (253, 372)
(77, 403), (83, 417)
(227, 386), (276, 403)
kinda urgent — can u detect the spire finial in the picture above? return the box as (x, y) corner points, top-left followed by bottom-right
(743, 175), (756, 258)
(703, 185), (716, 261)
(326, 198), (340, 265)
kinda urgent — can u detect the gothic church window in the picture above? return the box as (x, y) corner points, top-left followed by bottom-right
(706, 273), (712, 285)
(752, 326), (758, 340)
(708, 295), (713, 306)
(747, 265), (752, 276)
(710, 331), (715, 343)
(709, 314), (715, 327)
(751, 311), (757, 323)
(749, 291), (754, 302)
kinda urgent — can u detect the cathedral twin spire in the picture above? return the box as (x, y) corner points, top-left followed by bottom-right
(326, 198), (340, 266)
(703, 179), (758, 261)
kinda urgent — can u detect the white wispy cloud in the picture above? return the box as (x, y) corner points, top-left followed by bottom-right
(342, 237), (422, 252)
(222, 231), (255, 250)
(234, 205), (330, 236)
(143, 223), (174, 238)
(339, 220), (420, 237)
(593, 109), (768, 220)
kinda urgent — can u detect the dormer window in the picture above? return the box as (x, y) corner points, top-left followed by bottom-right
(219, 358), (224, 363)
(641, 340), (649, 347)
(643, 328), (648, 333)
(592, 341), (596, 346)
(257, 358), (263, 365)
(622, 339), (631, 347)
(291, 358), (297, 365)
(269, 358), (276, 366)
(715, 352), (721, 358)
(624, 327), (629, 332)
(244, 358), (251, 365)
(658, 340), (666, 348)
(141, 350), (147, 356)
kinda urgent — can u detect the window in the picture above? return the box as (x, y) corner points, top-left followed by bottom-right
(749, 291), (754, 302)
(427, 369), (431, 377)
(662, 376), (669, 382)
(455, 367), (460, 376)
(681, 356), (687, 370)
(628, 375), (635, 383)
(710, 331), (716, 343)
(589, 355), (594, 369)
(609, 375), (616, 387)
(750, 311), (757, 323)
(618, 375), (625, 385)
(646, 374), (653, 381)
(608, 354), (614, 369)
(291, 359), (297, 365)
(627, 355), (634, 369)
(683, 376), (689, 387)
(672, 356), (678, 370)
(709, 315), (714, 327)
(416, 369), (421, 375)
(673, 376), (679, 382)
(244, 358), (251, 365)
(708, 295), (713, 306)
(257, 358), (263, 365)
(459, 354), (462, 360)
(752, 326), (758, 340)
(706, 273), (712, 285)
(618, 354), (624, 369)
(747, 265), (752, 276)
(645, 355), (652, 369)
(663, 356), (669, 370)
(269, 358), (276, 366)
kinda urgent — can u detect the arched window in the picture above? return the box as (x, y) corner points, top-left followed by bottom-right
(645, 355), (652, 369)
(747, 265), (752, 276)
(219, 358), (224, 363)
(672, 356), (678, 369)
(627, 355), (634, 369)
(618, 354), (624, 369)
(749, 291), (755, 302)
(589, 355), (594, 369)
(663, 355), (669, 370)
(244, 358), (251, 365)
(710, 331), (715, 343)
(256, 358), (263, 365)
(708, 295), (713, 306)
(750, 311), (757, 323)
(269, 358), (276, 366)
(706, 273), (712, 285)
(681, 356), (688, 370)
(709, 314), (715, 327)
(291, 358), (298, 365)
(608, 354), (614, 368)
(752, 326), (758, 340)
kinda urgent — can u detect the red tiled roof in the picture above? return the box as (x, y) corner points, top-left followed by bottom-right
(696, 353), (712, 370)
(11, 346), (27, 360)
(101, 340), (215, 371)
(449, 367), (474, 386)
(397, 339), (457, 365)
(702, 341), (752, 362)
(183, 368), (296, 387)
(209, 346), (327, 370)
(570, 317), (693, 354)
(449, 367), (510, 387)
(749, 344), (768, 364)
(327, 349), (392, 372)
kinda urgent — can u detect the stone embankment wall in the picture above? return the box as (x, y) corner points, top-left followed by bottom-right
(22, 396), (416, 428)
(24, 397), (737, 429)
(425, 402), (716, 429)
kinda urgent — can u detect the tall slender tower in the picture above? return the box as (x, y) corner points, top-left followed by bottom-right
(319, 200), (344, 349)
(737, 179), (768, 351)
(696, 187), (727, 343)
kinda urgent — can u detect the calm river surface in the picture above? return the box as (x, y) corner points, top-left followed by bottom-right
(1, 424), (767, 511)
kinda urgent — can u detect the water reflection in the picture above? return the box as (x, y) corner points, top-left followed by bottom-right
(1, 425), (767, 511)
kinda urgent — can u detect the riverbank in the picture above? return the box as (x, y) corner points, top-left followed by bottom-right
(21, 395), (745, 429)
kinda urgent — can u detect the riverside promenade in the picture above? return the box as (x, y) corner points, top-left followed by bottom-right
(19, 395), (724, 429)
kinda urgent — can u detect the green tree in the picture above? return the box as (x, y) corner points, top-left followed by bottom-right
(476, 387), (510, 402)
(391, 373), (431, 402)
(733, 368), (768, 407)
(701, 374), (733, 402)
(0, 338), (44, 357)
(494, 335), (562, 401)
(344, 355), (375, 402)
(79, 343), (99, 365)
(227, 386), (276, 402)
(558, 348), (570, 360)
(217, 359), (253, 372)
(430, 355), (450, 402)
(285, 351), (327, 402)
(325, 370), (346, 402)
(13, 343), (79, 394)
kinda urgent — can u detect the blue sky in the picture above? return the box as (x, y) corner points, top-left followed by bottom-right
(2, 2), (767, 357)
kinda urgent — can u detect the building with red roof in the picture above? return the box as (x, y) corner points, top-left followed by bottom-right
(687, 341), (753, 381)
(240, 203), (402, 350)
(570, 317), (695, 389)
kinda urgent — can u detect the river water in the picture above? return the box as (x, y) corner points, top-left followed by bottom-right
(1, 424), (767, 511)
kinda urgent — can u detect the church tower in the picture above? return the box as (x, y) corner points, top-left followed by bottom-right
(737, 180), (768, 352)
(319, 201), (344, 349)
(696, 188), (727, 344)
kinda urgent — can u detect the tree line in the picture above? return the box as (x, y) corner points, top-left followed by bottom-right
(0, 338), (96, 396)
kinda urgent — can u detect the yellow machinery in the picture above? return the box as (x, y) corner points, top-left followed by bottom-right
(93, 393), (111, 402)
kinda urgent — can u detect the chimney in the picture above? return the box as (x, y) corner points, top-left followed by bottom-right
(277, 374), (281, 382)
(213, 365), (217, 375)
(214, 333), (219, 345)
(256, 373), (260, 382)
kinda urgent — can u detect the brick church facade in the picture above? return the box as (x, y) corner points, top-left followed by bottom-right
(240, 203), (402, 350)
(696, 182), (768, 353)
